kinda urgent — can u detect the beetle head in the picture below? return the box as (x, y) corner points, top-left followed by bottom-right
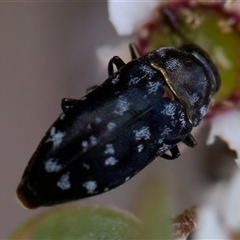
(144, 44), (221, 126)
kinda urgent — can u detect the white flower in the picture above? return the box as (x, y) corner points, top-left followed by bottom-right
(224, 0), (240, 9)
(194, 170), (240, 239)
(99, 1), (162, 68)
(98, 1), (160, 71)
(207, 109), (240, 168)
(108, 0), (160, 36)
(108, 0), (240, 37)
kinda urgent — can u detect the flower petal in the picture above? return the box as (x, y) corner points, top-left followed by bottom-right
(193, 205), (228, 239)
(108, 1), (160, 36)
(194, 170), (240, 239)
(207, 109), (240, 167)
(223, 170), (240, 230)
(224, 0), (240, 10)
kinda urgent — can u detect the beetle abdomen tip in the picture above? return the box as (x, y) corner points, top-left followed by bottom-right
(16, 182), (41, 209)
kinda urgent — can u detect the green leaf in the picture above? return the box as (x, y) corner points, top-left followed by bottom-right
(132, 174), (172, 239)
(9, 205), (141, 240)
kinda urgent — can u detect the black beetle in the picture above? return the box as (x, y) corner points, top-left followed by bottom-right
(17, 43), (220, 208)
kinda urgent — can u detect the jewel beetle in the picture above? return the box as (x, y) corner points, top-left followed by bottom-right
(17, 43), (221, 208)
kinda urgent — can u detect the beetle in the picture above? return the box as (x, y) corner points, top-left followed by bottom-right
(17, 43), (221, 209)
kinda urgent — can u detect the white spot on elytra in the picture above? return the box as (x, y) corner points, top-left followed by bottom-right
(90, 136), (97, 145)
(87, 124), (92, 129)
(161, 102), (176, 119)
(134, 126), (151, 140)
(179, 112), (187, 128)
(46, 127), (65, 148)
(128, 65), (152, 85)
(104, 144), (115, 155)
(158, 143), (171, 154)
(95, 117), (102, 123)
(162, 127), (172, 136)
(82, 181), (97, 194)
(114, 96), (130, 115)
(147, 81), (161, 94)
(107, 122), (117, 131)
(60, 113), (65, 120)
(82, 163), (90, 170)
(200, 105), (207, 117)
(82, 137), (97, 151)
(128, 76), (142, 85)
(125, 176), (130, 182)
(105, 156), (118, 166)
(82, 141), (88, 149)
(57, 172), (71, 190)
(45, 158), (62, 173)
(137, 144), (144, 152)
(111, 75), (120, 84)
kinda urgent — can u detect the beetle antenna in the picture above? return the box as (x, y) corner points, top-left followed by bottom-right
(162, 7), (191, 45)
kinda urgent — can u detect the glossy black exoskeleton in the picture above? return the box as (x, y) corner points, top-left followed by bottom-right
(17, 43), (220, 208)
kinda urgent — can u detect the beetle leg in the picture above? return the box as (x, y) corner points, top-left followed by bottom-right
(161, 146), (180, 160)
(129, 43), (141, 59)
(108, 56), (125, 76)
(61, 98), (78, 111)
(182, 134), (197, 148)
(107, 43), (140, 76)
